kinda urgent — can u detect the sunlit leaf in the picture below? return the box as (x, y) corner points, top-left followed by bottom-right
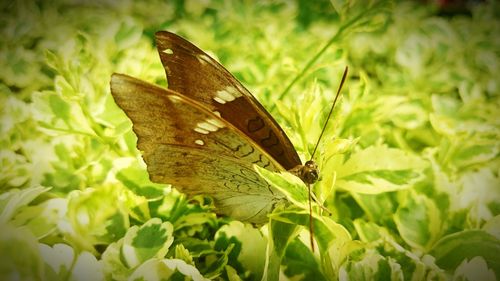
(430, 230), (500, 278)
(336, 146), (427, 194)
(121, 218), (174, 268)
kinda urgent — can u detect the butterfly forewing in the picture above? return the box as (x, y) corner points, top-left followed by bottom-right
(155, 31), (301, 170)
(111, 73), (287, 223)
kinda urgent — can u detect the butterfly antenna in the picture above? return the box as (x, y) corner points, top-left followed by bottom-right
(309, 66), (348, 161)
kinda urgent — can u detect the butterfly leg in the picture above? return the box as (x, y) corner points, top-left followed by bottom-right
(307, 183), (315, 252)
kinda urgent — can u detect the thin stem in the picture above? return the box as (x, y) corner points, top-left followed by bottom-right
(38, 125), (96, 138)
(271, 25), (347, 111)
(272, 3), (372, 110)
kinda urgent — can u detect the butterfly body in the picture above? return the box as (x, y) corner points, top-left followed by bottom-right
(111, 31), (318, 224)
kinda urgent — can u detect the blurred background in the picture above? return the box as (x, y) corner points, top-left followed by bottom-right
(0, 1), (498, 280)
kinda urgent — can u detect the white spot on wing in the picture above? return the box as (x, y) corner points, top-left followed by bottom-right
(198, 121), (218, 132)
(168, 95), (182, 102)
(217, 90), (235, 101)
(212, 111), (221, 117)
(162, 48), (173, 54)
(213, 86), (242, 104)
(207, 118), (225, 128)
(214, 97), (226, 104)
(194, 118), (225, 135)
(195, 139), (204, 145)
(197, 54), (210, 65)
(226, 86), (242, 97)
(194, 127), (209, 134)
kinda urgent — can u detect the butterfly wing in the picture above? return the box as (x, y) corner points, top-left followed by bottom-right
(111, 73), (287, 224)
(155, 31), (302, 170)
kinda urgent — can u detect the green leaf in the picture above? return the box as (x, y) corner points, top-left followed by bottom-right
(101, 239), (130, 280)
(389, 101), (427, 130)
(351, 193), (396, 224)
(215, 221), (267, 280)
(0, 224), (46, 280)
(12, 198), (67, 239)
(114, 19), (143, 51)
(199, 244), (232, 279)
(0, 186), (51, 224)
(336, 146), (427, 194)
(394, 192), (442, 251)
(54, 75), (77, 100)
(430, 230), (500, 278)
(175, 237), (218, 259)
(65, 186), (130, 248)
(262, 218), (298, 281)
(129, 258), (209, 281)
(452, 256), (496, 281)
(340, 249), (404, 281)
(122, 218), (174, 268)
(115, 162), (166, 199)
(39, 243), (73, 279)
(452, 142), (498, 168)
(173, 244), (194, 265)
(451, 169), (500, 223)
(1, 0), (499, 279)
(282, 238), (327, 280)
(482, 215), (500, 239)
(254, 164), (309, 209)
(225, 265), (243, 281)
(353, 219), (384, 243)
(329, 0), (346, 13)
(39, 243), (104, 281)
(71, 251), (104, 281)
(32, 90), (95, 135)
(0, 150), (31, 188)
(48, 94), (72, 123)
(270, 209), (351, 254)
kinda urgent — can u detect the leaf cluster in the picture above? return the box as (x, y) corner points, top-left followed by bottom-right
(1, 0), (499, 280)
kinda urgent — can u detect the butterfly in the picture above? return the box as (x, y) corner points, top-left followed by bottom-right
(111, 31), (345, 227)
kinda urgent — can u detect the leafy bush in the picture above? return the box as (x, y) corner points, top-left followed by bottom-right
(1, 0), (499, 280)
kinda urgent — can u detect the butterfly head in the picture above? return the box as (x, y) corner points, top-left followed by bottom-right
(288, 160), (319, 185)
(302, 160), (319, 185)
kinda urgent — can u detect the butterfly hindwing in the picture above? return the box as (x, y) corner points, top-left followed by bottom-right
(110, 73), (286, 223)
(155, 31), (302, 170)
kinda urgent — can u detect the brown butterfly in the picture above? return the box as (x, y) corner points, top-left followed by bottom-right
(111, 31), (344, 228)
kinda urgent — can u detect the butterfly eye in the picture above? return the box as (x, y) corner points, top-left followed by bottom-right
(304, 160), (317, 169)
